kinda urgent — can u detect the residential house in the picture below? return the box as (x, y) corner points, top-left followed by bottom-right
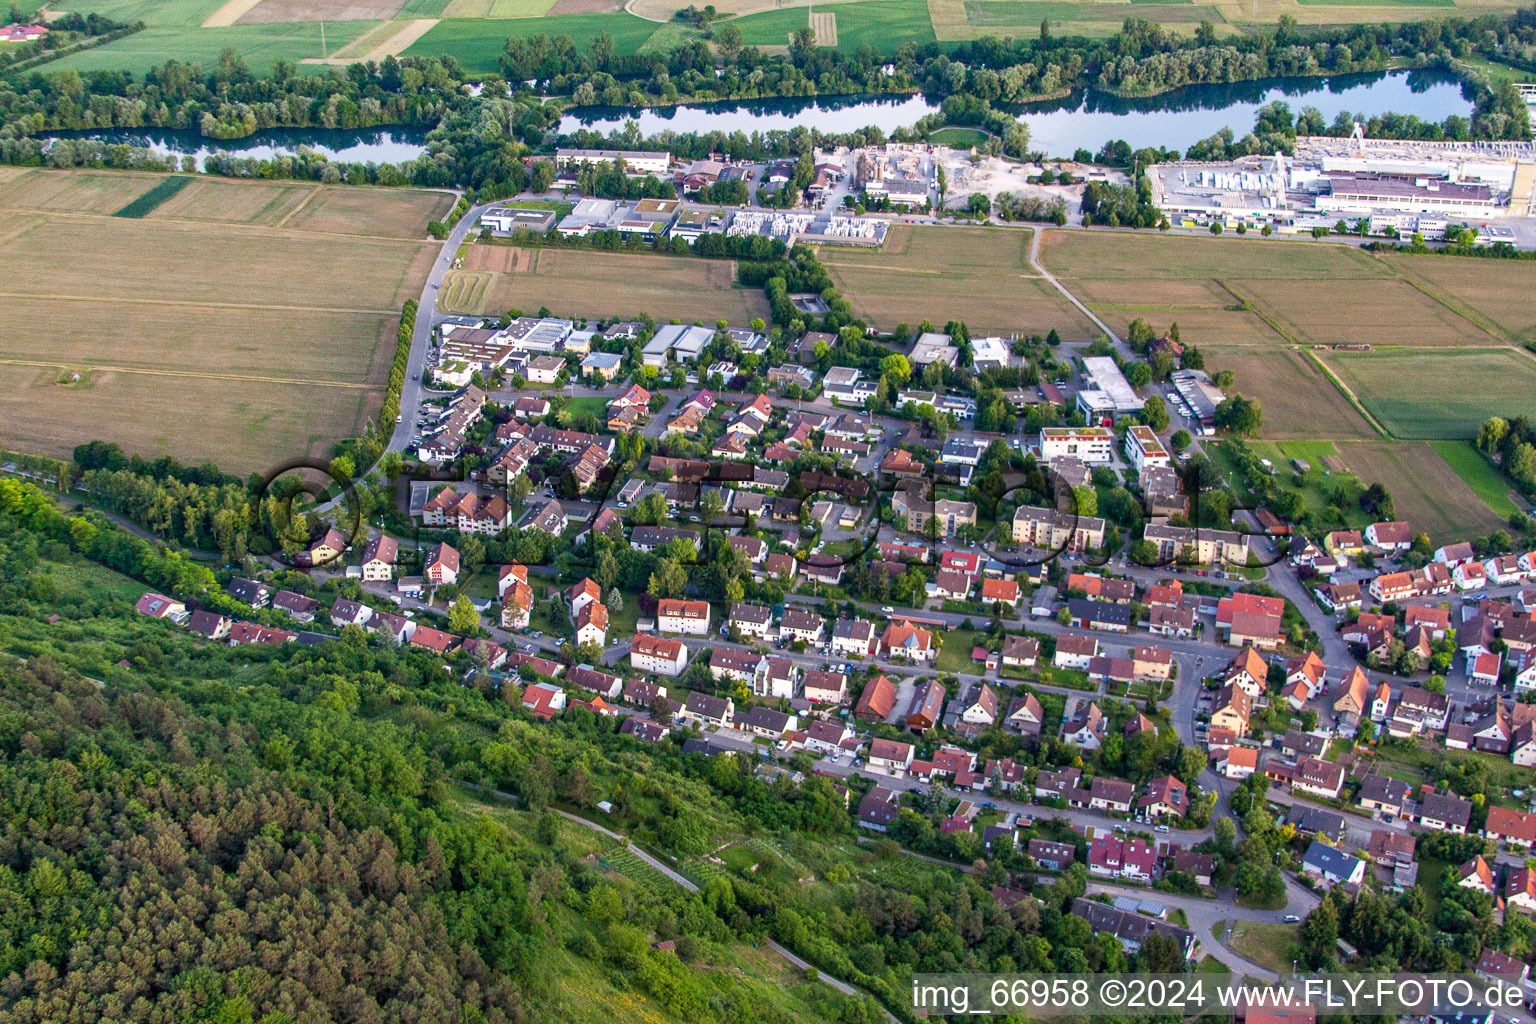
(1138, 775), (1189, 819)
(657, 599), (711, 636)
(1301, 842), (1366, 887)
(424, 542), (459, 586)
(1210, 682), (1253, 735)
(857, 787), (901, 832)
(803, 670), (848, 705)
(1006, 694), (1045, 737)
(832, 619), (877, 659)
(882, 620), (936, 663)
(1059, 698), (1105, 750)
(1054, 634), (1099, 670)
(869, 738), (915, 776)
(854, 675), (897, 722)
(630, 634), (688, 676)
(905, 679), (946, 732)
(681, 691), (734, 728)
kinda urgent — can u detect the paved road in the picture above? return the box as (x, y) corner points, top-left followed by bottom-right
(387, 196), (491, 458)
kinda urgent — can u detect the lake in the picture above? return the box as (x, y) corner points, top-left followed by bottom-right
(50, 69), (1473, 165)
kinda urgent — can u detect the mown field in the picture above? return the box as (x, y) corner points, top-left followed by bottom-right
(1335, 440), (1507, 541)
(1202, 346), (1373, 439)
(442, 244), (770, 323)
(1431, 440), (1524, 520)
(1325, 348), (1536, 441)
(0, 170), (447, 472)
(822, 224), (1097, 339)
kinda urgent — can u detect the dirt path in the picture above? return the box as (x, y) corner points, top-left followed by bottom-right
(301, 18), (439, 64)
(202, 0), (266, 27)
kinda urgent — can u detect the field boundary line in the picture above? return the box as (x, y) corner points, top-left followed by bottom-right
(0, 358), (376, 389)
(274, 185), (324, 229)
(1302, 350), (1390, 439)
(0, 292), (401, 316)
(1386, 265), (1509, 343)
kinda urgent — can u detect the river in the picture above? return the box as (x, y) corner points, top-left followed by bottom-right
(559, 69), (1473, 156)
(49, 69), (1472, 164)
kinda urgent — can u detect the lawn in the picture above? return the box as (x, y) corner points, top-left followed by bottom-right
(1228, 921), (1299, 973)
(929, 127), (990, 148)
(1335, 441), (1505, 542)
(1326, 348), (1536, 440)
(822, 225), (1096, 338)
(0, 170), (440, 472)
(935, 627), (984, 674)
(1431, 441), (1524, 520)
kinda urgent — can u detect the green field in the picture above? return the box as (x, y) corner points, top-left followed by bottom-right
(49, 22), (381, 75)
(730, 0), (937, 51)
(1327, 348), (1536, 440)
(1430, 441), (1524, 520)
(930, 127), (990, 147)
(404, 14), (660, 72)
(964, 1), (1221, 24)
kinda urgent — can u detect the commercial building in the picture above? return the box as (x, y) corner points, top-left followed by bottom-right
(555, 148), (672, 176)
(1039, 427), (1114, 464)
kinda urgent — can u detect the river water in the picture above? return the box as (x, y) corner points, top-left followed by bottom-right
(50, 69), (1472, 164)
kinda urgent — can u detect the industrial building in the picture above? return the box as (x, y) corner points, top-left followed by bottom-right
(1150, 132), (1536, 240)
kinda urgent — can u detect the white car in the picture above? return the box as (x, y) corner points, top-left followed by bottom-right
(880, 606), (894, 614)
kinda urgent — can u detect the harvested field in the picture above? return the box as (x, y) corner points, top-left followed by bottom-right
(443, 0), (556, 13)
(828, 264), (1096, 338)
(463, 244), (537, 272)
(548, 0), (621, 13)
(1093, 307), (1283, 350)
(1335, 441), (1504, 542)
(145, 178), (317, 226)
(1038, 230), (1392, 280)
(1383, 254), (1536, 345)
(472, 249), (770, 324)
(822, 224), (1096, 338)
(0, 296), (396, 385)
(1201, 346), (1372, 439)
(0, 215), (435, 310)
(1326, 348), (1536, 440)
(0, 171), (440, 472)
(809, 11), (836, 44)
(0, 363), (383, 477)
(0, 169), (165, 215)
(1062, 277), (1232, 309)
(1226, 277), (1490, 348)
(280, 186), (452, 238)
(239, 0), (404, 20)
